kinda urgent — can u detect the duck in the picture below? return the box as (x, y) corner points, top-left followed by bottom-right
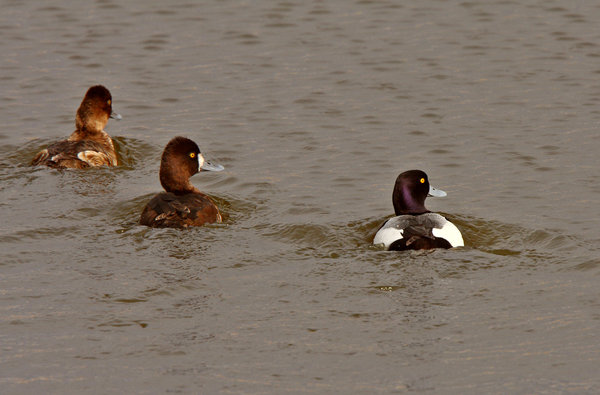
(140, 136), (224, 228)
(31, 85), (121, 169)
(373, 170), (464, 250)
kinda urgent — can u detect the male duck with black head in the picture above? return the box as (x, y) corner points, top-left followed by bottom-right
(140, 136), (224, 228)
(373, 170), (464, 251)
(31, 85), (121, 169)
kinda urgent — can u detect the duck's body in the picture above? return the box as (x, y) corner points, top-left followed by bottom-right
(140, 136), (224, 228)
(373, 170), (463, 251)
(31, 85), (121, 169)
(140, 191), (221, 228)
(32, 138), (117, 169)
(374, 213), (463, 250)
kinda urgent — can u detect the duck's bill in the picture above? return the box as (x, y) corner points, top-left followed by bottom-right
(428, 185), (447, 197)
(110, 111), (122, 120)
(201, 159), (224, 172)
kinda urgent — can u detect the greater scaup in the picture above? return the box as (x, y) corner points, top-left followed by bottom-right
(373, 170), (464, 250)
(31, 85), (121, 169)
(140, 136), (224, 228)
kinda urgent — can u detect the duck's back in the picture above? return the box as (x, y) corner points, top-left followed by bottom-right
(140, 192), (221, 228)
(374, 213), (463, 251)
(32, 139), (116, 169)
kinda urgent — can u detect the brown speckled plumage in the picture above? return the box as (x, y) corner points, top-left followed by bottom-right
(140, 136), (222, 228)
(31, 85), (119, 169)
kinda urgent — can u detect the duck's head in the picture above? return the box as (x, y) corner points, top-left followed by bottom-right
(75, 85), (121, 134)
(392, 170), (446, 215)
(159, 136), (224, 194)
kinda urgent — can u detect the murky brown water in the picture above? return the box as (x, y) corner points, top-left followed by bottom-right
(1, 1), (600, 393)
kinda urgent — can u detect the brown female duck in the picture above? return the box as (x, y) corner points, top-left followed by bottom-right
(31, 85), (121, 169)
(140, 136), (224, 228)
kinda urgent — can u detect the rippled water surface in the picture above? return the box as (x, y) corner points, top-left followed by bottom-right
(1, 1), (600, 393)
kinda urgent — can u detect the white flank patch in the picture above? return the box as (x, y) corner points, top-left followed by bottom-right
(432, 221), (464, 247)
(78, 150), (106, 166)
(373, 225), (403, 250)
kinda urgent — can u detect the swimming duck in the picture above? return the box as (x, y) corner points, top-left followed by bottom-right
(373, 170), (464, 250)
(140, 136), (224, 228)
(31, 85), (121, 169)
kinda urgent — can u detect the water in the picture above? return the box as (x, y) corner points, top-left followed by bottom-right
(1, 0), (599, 393)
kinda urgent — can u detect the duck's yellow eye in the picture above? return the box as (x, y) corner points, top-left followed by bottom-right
(107, 99), (111, 106)
(420, 178), (425, 184)
(189, 152), (196, 159)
